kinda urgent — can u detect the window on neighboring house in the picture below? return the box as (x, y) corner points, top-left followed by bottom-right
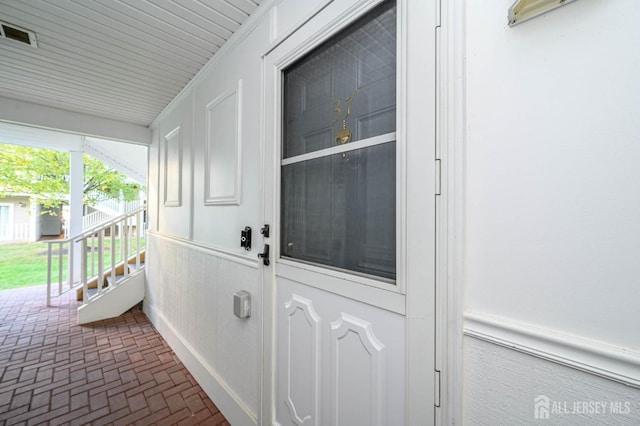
(280, 0), (397, 281)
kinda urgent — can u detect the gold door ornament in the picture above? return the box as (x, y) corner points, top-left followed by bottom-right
(332, 92), (355, 157)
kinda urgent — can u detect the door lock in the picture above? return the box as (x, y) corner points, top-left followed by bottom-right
(257, 244), (270, 266)
(240, 226), (251, 251)
(260, 224), (270, 238)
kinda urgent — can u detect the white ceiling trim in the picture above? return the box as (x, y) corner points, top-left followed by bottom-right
(0, 96), (151, 145)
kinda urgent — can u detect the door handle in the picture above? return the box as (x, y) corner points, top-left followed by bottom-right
(257, 244), (270, 266)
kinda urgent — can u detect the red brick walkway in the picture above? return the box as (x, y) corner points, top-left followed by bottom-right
(0, 285), (229, 426)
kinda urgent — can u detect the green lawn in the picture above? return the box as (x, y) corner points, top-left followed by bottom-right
(0, 239), (145, 291)
(0, 243), (53, 290)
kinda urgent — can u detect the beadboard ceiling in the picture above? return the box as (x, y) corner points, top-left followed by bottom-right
(0, 0), (262, 127)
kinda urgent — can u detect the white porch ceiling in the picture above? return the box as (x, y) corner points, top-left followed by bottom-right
(0, 0), (262, 128)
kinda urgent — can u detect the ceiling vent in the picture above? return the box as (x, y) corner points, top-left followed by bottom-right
(0, 21), (37, 47)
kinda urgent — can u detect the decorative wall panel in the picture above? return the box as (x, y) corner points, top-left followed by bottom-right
(163, 125), (182, 207)
(204, 80), (243, 205)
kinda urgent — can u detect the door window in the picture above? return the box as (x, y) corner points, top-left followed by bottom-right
(281, 0), (397, 281)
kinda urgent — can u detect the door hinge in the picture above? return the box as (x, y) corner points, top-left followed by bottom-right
(435, 159), (441, 196)
(435, 369), (441, 407)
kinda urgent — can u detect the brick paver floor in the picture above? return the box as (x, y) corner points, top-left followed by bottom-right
(0, 285), (230, 426)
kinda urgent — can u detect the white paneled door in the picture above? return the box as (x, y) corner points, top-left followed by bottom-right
(262, 0), (437, 425)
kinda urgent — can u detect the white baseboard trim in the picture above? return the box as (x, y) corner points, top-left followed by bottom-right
(144, 299), (258, 426)
(464, 310), (640, 388)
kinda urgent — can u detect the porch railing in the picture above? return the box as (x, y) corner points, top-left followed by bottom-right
(46, 205), (146, 306)
(82, 210), (111, 230)
(81, 199), (145, 231)
(0, 223), (30, 241)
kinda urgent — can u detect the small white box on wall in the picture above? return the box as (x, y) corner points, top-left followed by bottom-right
(233, 290), (251, 319)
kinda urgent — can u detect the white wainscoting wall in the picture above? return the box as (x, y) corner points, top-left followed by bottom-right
(464, 337), (640, 425)
(144, 233), (260, 426)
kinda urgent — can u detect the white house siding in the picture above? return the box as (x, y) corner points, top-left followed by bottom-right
(464, 0), (640, 424)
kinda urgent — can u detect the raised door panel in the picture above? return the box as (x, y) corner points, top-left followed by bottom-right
(275, 278), (404, 426)
(330, 314), (385, 426)
(282, 295), (321, 425)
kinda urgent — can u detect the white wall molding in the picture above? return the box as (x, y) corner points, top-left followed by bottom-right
(144, 300), (257, 426)
(0, 96), (150, 144)
(464, 311), (640, 388)
(148, 230), (259, 269)
(162, 125), (183, 207)
(204, 80), (243, 206)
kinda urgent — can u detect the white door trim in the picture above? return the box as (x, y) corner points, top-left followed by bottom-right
(436, 0), (466, 424)
(402, 0), (438, 422)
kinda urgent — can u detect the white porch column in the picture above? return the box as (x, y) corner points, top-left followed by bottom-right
(69, 150), (84, 280)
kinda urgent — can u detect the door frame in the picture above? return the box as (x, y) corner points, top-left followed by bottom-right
(260, 0), (439, 423)
(435, 0), (465, 424)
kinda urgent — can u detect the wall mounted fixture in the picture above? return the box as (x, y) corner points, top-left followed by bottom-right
(508, 0), (579, 26)
(233, 290), (251, 319)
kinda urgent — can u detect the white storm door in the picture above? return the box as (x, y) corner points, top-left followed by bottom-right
(261, 0), (437, 425)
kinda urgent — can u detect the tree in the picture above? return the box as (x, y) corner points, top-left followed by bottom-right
(0, 144), (142, 210)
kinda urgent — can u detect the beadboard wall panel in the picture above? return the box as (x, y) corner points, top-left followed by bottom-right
(464, 337), (640, 425)
(145, 233), (260, 423)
